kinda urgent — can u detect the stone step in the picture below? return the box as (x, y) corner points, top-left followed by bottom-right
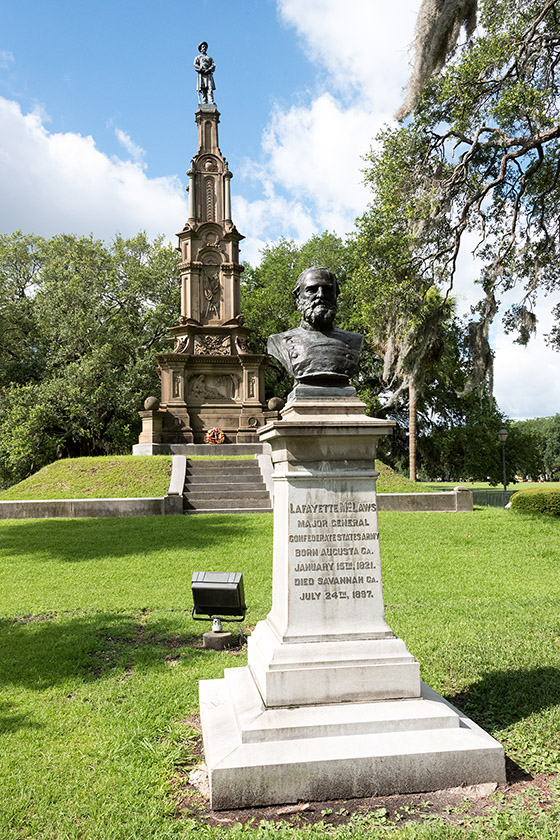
(183, 457), (272, 514)
(187, 469), (261, 478)
(184, 498), (271, 511)
(187, 459), (259, 470)
(185, 477), (265, 488)
(185, 490), (270, 501)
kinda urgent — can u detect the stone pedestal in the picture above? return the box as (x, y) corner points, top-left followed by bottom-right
(199, 391), (506, 809)
(137, 409), (163, 444)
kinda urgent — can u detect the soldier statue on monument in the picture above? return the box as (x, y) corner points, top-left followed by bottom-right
(194, 41), (216, 105)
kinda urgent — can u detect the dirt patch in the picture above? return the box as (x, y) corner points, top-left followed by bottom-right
(173, 728), (559, 830)
(15, 612), (57, 623)
(175, 769), (559, 830)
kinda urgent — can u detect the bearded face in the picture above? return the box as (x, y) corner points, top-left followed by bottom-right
(298, 295), (337, 329)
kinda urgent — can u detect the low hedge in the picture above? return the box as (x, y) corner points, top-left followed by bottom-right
(510, 486), (560, 516)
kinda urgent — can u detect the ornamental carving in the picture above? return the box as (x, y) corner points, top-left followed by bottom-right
(194, 334), (231, 355)
(202, 266), (221, 320)
(235, 335), (249, 353)
(189, 373), (241, 401)
(173, 336), (190, 353)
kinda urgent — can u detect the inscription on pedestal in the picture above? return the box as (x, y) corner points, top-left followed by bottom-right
(277, 480), (388, 639)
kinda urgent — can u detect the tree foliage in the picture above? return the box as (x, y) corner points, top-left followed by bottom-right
(512, 414), (560, 478)
(397, 0), (478, 119)
(394, 0), (560, 350)
(0, 231), (179, 486)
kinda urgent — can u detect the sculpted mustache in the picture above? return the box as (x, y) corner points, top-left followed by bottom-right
(307, 300), (336, 310)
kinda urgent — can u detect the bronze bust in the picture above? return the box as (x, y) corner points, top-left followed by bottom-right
(267, 267), (363, 386)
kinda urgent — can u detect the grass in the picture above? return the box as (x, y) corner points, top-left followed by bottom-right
(1, 508), (559, 838)
(0, 456), (424, 500)
(422, 479), (560, 491)
(376, 461), (429, 493)
(0, 456), (173, 501)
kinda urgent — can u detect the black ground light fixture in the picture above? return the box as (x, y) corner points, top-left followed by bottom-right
(191, 571), (247, 649)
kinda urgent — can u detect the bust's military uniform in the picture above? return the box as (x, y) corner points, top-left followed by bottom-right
(267, 326), (363, 384)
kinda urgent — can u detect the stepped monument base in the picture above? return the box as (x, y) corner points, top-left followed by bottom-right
(199, 392), (506, 809)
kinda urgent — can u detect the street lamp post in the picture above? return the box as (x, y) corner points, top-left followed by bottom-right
(497, 426), (509, 508)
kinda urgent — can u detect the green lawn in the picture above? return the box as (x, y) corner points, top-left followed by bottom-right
(421, 479), (559, 492)
(0, 455), (424, 500)
(1, 509), (559, 838)
(0, 456), (173, 501)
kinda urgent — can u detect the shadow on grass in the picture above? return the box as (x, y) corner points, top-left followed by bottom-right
(448, 666), (560, 731)
(0, 700), (44, 735)
(0, 612), (215, 700)
(0, 513), (272, 563)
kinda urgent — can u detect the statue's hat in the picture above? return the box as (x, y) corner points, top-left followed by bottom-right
(198, 41), (208, 51)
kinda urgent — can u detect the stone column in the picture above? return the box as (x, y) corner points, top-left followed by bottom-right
(247, 389), (420, 707)
(198, 388), (505, 809)
(223, 170), (232, 221)
(187, 169), (195, 220)
(137, 409), (163, 444)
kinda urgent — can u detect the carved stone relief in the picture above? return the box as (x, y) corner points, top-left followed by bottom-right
(174, 336), (190, 354)
(201, 265), (221, 320)
(194, 334), (231, 355)
(172, 372), (182, 399)
(205, 177), (216, 221)
(188, 373), (241, 401)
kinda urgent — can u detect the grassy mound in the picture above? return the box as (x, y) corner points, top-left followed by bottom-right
(376, 461), (428, 493)
(510, 485), (560, 516)
(0, 455), (419, 501)
(0, 456), (172, 501)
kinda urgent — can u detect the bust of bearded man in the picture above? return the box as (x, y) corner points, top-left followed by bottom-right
(267, 267), (363, 386)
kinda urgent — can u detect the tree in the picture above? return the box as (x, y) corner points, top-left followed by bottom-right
(394, 0), (560, 353)
(0, 231), (180, 486)
(348, 127), (464, 479)
(512, 414), (560, 478)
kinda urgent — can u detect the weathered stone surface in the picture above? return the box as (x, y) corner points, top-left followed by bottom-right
(199, 394), (504, 809)
(203, 631), (233, 650)
(199, 673), (506, 810)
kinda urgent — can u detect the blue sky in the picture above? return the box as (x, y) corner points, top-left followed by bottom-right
(1, 0), (559, 420)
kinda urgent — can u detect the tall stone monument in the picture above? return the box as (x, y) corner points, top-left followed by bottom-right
(137, 43), (267, 448)
(199, 267), (506, 808)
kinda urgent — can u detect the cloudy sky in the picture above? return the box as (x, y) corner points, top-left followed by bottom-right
(1, 0), (558, 420)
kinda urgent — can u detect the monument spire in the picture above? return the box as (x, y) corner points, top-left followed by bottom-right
(135, 45), (267, 449)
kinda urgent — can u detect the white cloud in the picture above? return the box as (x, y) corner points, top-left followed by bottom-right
(234, 192), (318, 265)
(493, 293), (560, 420)
(238, 90), (373, 245)
(0, 96), (187, 242)
(277, 0), (417, 110)
(114, 127), (146, 167)
(260, 94), (381, 221)
(238, 1), (418, 246)
(0, 50), (14, 70)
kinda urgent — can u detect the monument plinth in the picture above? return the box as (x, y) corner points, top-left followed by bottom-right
(198, 268), (505, 809)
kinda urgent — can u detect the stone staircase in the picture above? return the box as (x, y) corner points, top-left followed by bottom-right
(183, 458), (272, 514)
